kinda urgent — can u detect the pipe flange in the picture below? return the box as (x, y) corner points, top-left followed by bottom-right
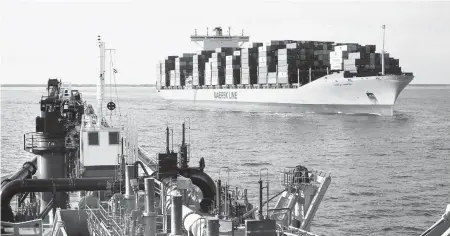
(23, 161), (37, 176)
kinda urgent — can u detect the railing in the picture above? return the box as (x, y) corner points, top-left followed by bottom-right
(23, 132), (65, 153)
(278, 225), (320, 236)
(52, 211), (68, 236)
(138, 148), (158, 168)
(100, 203), (125, 236)
(0, 219), (43, 236)
(85, 203), (125, 236)
(267, 208), (292, 227)
(281, 167), (327, 188)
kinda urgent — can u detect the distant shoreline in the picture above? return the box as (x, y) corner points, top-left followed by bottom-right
(1, 84), (156, 87)
(0, 84), (448, 87)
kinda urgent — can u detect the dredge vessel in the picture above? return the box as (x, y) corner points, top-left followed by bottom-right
(1, 37), (448, 236)
(0, 36), (333, 236)
(156, 26), (414, 116)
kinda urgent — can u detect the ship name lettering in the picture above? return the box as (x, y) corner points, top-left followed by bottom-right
(214, 92), (238, 100)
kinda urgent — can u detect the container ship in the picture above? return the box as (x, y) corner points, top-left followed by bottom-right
(156, 26), (414, 116)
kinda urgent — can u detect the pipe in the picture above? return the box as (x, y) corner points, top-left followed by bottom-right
(143, 178), (156, 236)
(259, 180), (263, 219)
(206, 219), (219, 236)
(236, 189), (286, 222)
(37, 198), (54, 219)
(134, 161), (150, 178)
(216, 179), (221, 216)
(1, 177), (122, 222)
(182, 205), (206, 236)
(171, 194), (183, 235)
(124, 165), (134, 198)
(179, 169), (216, 212)
(1, 158), (37, 187)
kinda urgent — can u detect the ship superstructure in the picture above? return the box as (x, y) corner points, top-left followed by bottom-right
(156, 26), (414, 116)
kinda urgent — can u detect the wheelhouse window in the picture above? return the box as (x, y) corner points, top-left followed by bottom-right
(109, 132), (120, 145)
(88, 132), (99, 145)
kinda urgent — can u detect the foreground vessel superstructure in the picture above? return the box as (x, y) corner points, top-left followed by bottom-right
(156, 26), (414, 115)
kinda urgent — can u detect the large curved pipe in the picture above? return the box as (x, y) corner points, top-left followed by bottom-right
(1, 158), (37, 188)
(134, 161), (151, 178)
(179, 169), (216, 212)
(1, 177), (122, 222)
(182, 205), (206, 236)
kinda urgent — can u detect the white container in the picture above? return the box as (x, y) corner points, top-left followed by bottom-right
(286, 43), (297, 49)
(211, 76), (219, 85)
(278, 48), (287, 55)
(334, 45), (347, 52)
(331, 64), (343, 70)
(233, 51), (241, 56)
(330, 57), (343, 64)
(258, 66), (268, 73)
(278, 71), (288, 77)
(330, 51), (348, 58)
(258, 76), (268, 84)
(277, 65), (288, 73)
(343, 59), (355, 65)
(268, 77), (277, 84)
(348, 52), (361, 60)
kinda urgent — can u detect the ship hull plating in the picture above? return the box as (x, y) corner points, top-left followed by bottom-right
(158, 74), (413, 116)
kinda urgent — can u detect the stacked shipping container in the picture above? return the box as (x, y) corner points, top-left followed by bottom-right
(225, 51), (241, 85)
(159, 40), (403, 88)
(241, 47), (258, 85)
(193, 51), (214, 86)
(174, 55), (194, 86)
(331, 44), (401, 75)
(161, 56), (176, 86)
(258, 45), (282, 84)
(156, 62), (162, 86)
(209, 53), (224, 85)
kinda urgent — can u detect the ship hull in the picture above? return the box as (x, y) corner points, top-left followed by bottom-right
(158, 74), (413, 116)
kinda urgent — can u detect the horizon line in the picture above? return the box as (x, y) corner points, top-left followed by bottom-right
(1, 83), (449, 87)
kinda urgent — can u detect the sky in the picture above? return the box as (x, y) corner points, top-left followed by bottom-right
(0, 0), (449, 85)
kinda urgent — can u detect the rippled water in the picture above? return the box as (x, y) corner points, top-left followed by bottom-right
(1, 85), (449, 236)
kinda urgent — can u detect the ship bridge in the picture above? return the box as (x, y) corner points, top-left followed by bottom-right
(190, 27), (249, 51)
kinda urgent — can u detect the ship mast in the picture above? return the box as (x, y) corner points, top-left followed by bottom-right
(97, 35), (105, 124)
(381, 25), (385, 76)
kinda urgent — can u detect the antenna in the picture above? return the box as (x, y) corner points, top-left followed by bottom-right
(97, 35), (106, 126)
(182, 122), (185, 146)
(242, 29), (244, 36)
(195, 29), (197, 36)
(171, 129), (174, 153)
(228, 26), (231, 36)
(166, 126), (170, 154)
(207, 27), (209, 36)
(381, 25), (386, 76)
